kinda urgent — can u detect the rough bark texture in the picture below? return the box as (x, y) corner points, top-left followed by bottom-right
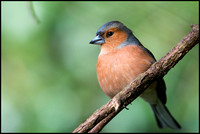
(73, 24), (199, 133)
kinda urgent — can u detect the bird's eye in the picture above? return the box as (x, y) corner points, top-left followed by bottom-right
(106, 31), (114, 37)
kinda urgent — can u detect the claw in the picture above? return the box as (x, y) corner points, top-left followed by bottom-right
(124, 106), (129, 110)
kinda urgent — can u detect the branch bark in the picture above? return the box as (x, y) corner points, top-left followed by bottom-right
(73, 24), (199, 133)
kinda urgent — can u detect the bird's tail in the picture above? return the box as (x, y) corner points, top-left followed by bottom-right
(150, 99), (181, 129)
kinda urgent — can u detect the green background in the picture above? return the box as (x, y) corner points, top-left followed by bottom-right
(2, 1), (199, 133)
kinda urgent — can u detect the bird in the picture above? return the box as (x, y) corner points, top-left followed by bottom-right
(89, 21), (181, 129)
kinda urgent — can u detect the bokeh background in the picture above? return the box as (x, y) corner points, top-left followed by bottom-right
(1, 1), (199, 133)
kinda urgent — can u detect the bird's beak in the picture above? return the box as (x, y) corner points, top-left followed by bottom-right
(89, 35), (105, 45)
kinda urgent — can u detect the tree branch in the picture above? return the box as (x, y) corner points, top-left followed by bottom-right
(73, 24), (199, 133)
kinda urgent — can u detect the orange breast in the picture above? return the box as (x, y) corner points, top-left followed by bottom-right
(96, 45), (155, 98)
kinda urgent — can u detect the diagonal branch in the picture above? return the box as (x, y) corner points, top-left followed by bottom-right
(73, 24), (199, 133)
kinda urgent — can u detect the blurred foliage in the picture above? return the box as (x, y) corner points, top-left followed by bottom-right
(1, 1), (199, 133)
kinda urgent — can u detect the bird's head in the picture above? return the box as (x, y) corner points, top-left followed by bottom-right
(90, 21), (140, 54)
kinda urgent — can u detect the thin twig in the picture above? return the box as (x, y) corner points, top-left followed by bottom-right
(29, 2), (40, 24)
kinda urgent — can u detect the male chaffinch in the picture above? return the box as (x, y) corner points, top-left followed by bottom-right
(89, 21), (181, 129)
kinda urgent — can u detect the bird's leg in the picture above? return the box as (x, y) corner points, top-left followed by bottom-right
(112, 97), (121, 111)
